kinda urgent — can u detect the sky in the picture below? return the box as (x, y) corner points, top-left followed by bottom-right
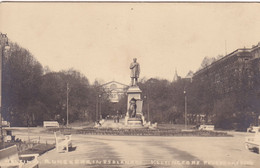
(1, 2), (260, 85)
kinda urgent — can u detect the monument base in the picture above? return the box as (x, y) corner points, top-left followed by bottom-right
(127, 117), (143, 127)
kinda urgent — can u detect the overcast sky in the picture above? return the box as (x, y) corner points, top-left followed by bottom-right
(1, 2), (260, 85)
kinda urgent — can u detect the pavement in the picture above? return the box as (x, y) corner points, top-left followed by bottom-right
(7, 126), (260, 168)
(99, 118), (125, 128)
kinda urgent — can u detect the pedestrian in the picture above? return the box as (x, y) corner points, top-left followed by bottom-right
(116, 111), (120, 123)
(62, 118), (65, 127)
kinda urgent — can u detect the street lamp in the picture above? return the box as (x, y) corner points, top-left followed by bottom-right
(98, 94), (102, 120)
(0, 33), (10, 143)
(184, 90), (187, 130)
(66, 83), (69, 127)
(96, 95), (98, 122)
(144, 95), (150, 122)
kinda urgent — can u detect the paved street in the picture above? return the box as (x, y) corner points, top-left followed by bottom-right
(9, 127), (260, 168)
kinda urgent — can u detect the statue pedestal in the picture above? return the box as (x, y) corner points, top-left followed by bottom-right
(127, 86), (142, 107)
(125, 85), (145, 126)
(127, 117), (143, 127)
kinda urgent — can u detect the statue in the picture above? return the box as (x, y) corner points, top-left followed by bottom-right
(128, 98), (137, 118)
(130, 58), (140, 86)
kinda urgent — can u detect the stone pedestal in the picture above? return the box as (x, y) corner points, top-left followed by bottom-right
(127, 117), (143, 127)
(127, 86), (142, 109)
(125, 85), (145, 126)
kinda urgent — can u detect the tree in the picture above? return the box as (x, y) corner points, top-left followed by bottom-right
(139, 78), (181, 123)
(2, 43), (43, 126)
(200, 56), (216, 69)
(39, 69), (98, 124)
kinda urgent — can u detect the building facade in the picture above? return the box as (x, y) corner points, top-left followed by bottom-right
(194, 43), (260, 95)
(191, 42), (260, 129)
(101, 81), (128, 103)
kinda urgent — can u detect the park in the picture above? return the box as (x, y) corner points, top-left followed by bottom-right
(1, 3), (260, 168)
(1, 56), (260, 167)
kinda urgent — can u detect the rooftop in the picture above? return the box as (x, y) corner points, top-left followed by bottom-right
(194, 42), (260, 76)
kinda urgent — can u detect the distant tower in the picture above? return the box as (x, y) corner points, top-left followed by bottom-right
(173, 69), (181, 82)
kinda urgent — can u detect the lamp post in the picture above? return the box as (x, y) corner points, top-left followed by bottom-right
(0, 33), (10, 143)
(96, 95), (98, 122)
(184, 89), (187, 130)
(66, 83), (69, 127)
(98, 94), (102, 120)
(144, 95), (150, 122)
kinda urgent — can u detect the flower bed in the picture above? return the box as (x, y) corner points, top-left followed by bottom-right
(1, 141), (55, 156)
(46, 127), (231, 137)
(78, 129), (230, 137)
(19, 143), (55, 155)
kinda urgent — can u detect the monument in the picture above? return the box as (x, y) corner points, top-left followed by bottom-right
(125, 58), (145, 127)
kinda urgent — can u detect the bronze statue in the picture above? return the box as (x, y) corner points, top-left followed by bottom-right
(130, 58), (140, 86)
(128, 98), (137, 118)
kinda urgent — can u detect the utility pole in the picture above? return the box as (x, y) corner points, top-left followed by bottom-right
(66, 83), (69, 127)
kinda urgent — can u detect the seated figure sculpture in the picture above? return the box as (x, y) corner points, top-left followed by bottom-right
(128, 98), (137, 118)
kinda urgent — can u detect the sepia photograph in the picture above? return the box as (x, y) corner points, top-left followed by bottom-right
(0, 1), (260, 168)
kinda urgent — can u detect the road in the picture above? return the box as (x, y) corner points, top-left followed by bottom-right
(9, 127), (260, 168)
